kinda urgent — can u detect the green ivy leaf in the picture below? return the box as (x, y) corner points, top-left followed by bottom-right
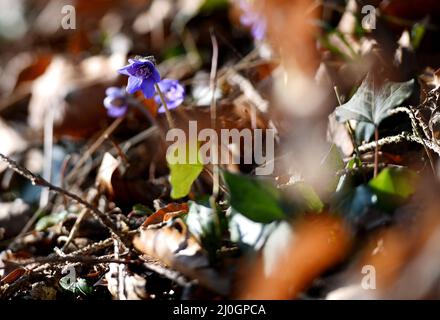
(59, 277), (93, 296)
(369, 167), (418, 199)
(291, 182), (324, 213)
(167, 141), (203, 199)
(335, 75), (414, 127)
(223, 171), (286, 223)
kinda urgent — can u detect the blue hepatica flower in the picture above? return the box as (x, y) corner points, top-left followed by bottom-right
(155, 79), (185, 113)
(118, 57), (161, 98)
(239, 0), (266, 41)
(103, 87), (128, 118)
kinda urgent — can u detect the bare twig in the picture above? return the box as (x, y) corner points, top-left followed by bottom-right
(143, 261), (193, 288)
(374, 127), (379, 177)
(65, 116), (125, 184)
(358, 132), (440, 156)
(390, 106), (436, 175)
(229, 70), (269, 114)
(0, 153), (123, 242)
(16, 255), (132, 267)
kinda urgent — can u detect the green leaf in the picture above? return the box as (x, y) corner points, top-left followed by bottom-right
(287, 182), (324, 213)
(167, 142), (204, 199)
(59, 277), (93, 296)
(335, 75), (414, 127)
(200, 0), (228, 12)
(36, 211), (68, 231)
(369, 167), (418, 199)
(321, 144), (345, 192)
(355, 121), (376, 143)
(411, 20), (427, 50)
(223, 171), (286, 223)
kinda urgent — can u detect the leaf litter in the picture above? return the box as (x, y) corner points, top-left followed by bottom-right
(1, 0), (440, 300)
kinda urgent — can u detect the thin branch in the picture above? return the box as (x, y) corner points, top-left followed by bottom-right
(374, 127), (379, 177)
(390, 106), (436, 175)
(358, 132), (440, 156)
(65, 116), (125, 184)
(0, 153), (123, 243)
(15, 255), (132, 267)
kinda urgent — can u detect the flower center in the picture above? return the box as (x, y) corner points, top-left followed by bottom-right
(166, 86), (179, 101)
(134, 65), (152, 78)
(111, 97), (126, 108)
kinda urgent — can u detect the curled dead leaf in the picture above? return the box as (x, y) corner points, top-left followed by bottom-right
(96, 152), (121, 196)
(142, 202), (189, 227)
(133, 218), (230, 295)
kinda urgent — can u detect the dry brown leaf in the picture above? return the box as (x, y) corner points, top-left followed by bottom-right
(142, 202), (189, 227)
(133, 218), (230, 295)
(96, 152), (121, 196)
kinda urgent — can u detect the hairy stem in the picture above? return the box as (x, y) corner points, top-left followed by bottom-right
(374, 127), (379, 177)
(154, 83), (175, 129)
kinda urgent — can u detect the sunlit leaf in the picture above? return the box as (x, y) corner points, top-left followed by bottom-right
(60, 277), (93, 296)
(369, 167), (418, 199)
(335, 75), (414, 127)
(167, 141), (203, 199)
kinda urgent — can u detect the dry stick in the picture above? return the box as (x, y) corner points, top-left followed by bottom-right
(65, 116), (125, 184)
(358, 131), (440, 156)
(16, 255), (132, 266)
(61, 190), (98, 251)
(390, 106), (436, 175)
(143, 261), (193, 288)
(209, 30), (220, 200)
(229, 71), (269, 114)
(40, 105), (54, 208)
(154, 83), (175, 129)
(374, 127), (379, 177)
(0, 153), (123, 243)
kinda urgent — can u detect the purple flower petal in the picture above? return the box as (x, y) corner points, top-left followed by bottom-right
(141, 78), (156, 98)
(119, 57), (161, 99)
(239, 0), (266, 41)
(103, 87), (128, 118)
(126, 76), (143, 94)
(106, 87), (123, 97)
(151, 68), (161, 83)
(107, 105), (128, 118)
(155, 79), (185, 112)
(117, 65), (132, 76)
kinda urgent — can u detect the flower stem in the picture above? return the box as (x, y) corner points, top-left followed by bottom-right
(154, 83), (175, 129)
(374, 126), (379, 177)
